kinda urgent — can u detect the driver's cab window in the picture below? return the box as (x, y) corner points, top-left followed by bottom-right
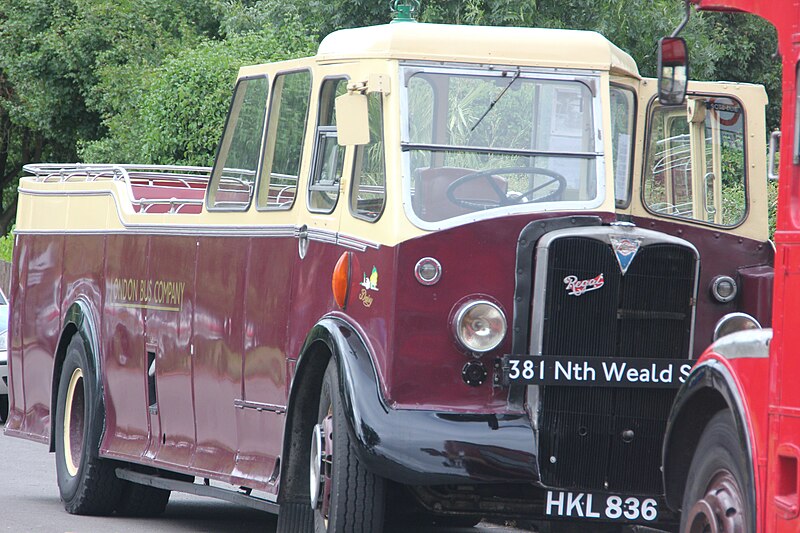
(405, 68), (599, 224)
(611, 86), (635, 207)
(308, 78), (347, 213)
(643, 95), (746, 226)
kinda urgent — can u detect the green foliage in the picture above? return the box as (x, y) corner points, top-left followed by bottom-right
(81, 25), (316, 166)
(0, 0), (221, 158)
(0, 230), (13, 263)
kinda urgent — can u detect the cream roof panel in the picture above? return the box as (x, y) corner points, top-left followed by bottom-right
(316, 23), (640, 78)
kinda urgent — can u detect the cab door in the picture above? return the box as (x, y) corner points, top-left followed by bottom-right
(632, 80), (773, 356)
(192, 74), (270, 477)
(236, 67), (313, 487)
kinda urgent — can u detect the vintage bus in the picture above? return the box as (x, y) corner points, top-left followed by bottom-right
(4, 11), (774, 532)
(657, 1), (800, 533)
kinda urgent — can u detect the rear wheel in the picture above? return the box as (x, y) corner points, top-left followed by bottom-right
(0, 394), (8, 424)
(680, 410), (751, 533)
(55, 335), (124, 515)
(310, 360), (386, 532)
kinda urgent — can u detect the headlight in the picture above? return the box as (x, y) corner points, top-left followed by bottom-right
(713, 312), (760, 342)
(452, 300), (507, 353)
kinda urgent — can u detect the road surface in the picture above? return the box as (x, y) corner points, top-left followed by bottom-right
(0, 426), (534, 532)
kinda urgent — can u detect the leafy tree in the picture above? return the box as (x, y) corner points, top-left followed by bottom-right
(81, 21), (316, 165)
(0, 0), (222, 232)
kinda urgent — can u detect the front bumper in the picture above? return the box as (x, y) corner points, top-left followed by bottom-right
(354, 409), (539, 486)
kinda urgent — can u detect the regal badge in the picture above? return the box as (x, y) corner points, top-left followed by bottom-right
(610, 236), (641, 275)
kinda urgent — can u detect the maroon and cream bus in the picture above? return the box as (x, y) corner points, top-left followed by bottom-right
(4, 17), (775, 532)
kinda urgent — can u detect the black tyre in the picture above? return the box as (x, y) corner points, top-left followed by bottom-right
(0, 394), (8, 424)
(310, 360), (385, 532)
(680, 410), (752, 533)
(277, 501), (315, 533)
(115, 482), (170, 517)
(55, 335), (124, 515)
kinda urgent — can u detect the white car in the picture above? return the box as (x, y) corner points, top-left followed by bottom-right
(0, 288), (8, 423)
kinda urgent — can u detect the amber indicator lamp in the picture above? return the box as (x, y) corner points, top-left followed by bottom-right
(332, 251), (353, 309)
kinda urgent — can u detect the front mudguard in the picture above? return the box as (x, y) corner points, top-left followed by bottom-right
(662, 330), (769, 533)
(286, 317), (539, 486)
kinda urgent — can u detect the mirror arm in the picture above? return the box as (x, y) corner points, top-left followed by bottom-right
(670, 0), (692, 38)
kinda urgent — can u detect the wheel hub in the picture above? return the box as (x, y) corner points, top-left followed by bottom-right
(686, 471), (745, 533)
(309, 414), (334, 516)
(63, 368), (85, 477)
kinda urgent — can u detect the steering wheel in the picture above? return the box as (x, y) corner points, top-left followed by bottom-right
(445, 166), (567, 210)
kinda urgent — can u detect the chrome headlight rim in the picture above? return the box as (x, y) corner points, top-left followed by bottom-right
(452, 299), (507, 354)
(713, 312), (761, 342)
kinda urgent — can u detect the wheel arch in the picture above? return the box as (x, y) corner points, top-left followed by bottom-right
(50, 298), (104, 452)
(278, 316), (382, 502)
(662, 359), (756, 525)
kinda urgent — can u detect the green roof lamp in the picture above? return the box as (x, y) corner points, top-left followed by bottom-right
(391, 0), (420, 23)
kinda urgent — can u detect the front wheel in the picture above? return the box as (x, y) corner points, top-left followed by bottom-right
(680, 410), (752, 533)
(55, 336), (124, 515)
(310, 359), (386, 532)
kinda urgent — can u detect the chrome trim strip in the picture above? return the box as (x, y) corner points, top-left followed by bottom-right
(233, 399), (287, 414)
(307, 228), (338, 245)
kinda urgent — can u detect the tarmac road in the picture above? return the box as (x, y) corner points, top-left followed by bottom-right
(0, 425), (533, 533)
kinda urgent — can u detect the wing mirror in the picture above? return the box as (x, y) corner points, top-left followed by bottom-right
(657, 37), (689, 106)
(335, 92), (370, 146)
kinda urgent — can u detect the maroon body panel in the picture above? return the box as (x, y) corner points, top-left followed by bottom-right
(146, 236), (197, 467)
(10, 235), (64, 439)
(235, 236), (296, 485)
(191, 237), (247, 477)
(631, 215), (773, 356)
(102, 235), (149, 458)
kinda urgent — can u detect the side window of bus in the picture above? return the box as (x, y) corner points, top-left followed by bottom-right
(350, 93), (386, 221)
(611, 86), (635, 208)
(308, 78), (348, 213)
(794, 62), (800, 164)
(257, 70), (312, 210)
(207, 76), (269, 210)
(643, 95), (746, 226)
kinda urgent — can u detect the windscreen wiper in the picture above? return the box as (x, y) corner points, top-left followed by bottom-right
(470, 68), (521, 132)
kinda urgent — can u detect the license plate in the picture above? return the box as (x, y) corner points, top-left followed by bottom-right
(545, 490), (659, 522)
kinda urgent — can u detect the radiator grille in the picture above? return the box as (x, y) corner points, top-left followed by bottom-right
(538, 237), (695, 494)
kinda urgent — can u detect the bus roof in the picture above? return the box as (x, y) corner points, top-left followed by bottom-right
(316, 22), (640, 78)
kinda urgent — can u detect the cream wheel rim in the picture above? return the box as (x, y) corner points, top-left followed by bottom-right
(63, 368), (85, 477)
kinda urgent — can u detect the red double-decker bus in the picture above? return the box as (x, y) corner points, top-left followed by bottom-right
(659, 1), (800, 532)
